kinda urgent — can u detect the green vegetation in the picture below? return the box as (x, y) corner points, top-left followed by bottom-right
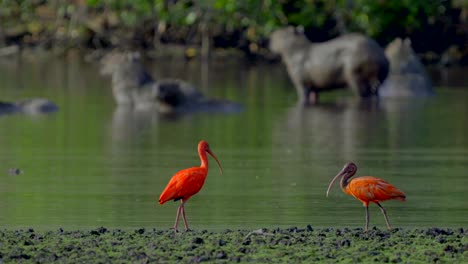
(0, 227), (466, 262)
(0, 1), (466, 60)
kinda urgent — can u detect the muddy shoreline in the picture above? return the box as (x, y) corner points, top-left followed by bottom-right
(0, 227), (466, 263)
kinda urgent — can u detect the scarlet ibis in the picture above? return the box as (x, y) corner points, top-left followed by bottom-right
(326, 162), (406, 231)
(159, 140), (223, 231)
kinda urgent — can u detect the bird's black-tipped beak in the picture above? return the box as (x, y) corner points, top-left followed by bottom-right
(326, 168), (347, 197)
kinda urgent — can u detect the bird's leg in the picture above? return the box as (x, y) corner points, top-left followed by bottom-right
(376, 202), (392, 230)
(172, 204), (182, 232)
(181, 201), (191, 231)
(365, 205), (370, 232)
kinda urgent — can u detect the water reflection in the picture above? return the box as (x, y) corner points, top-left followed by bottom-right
(429, 66), (468, 88)
(111, 106), (165, 142)
(271, 94), (467, 228)
(0, 56), (467, 230)
(275, 96), (455, 153)
(274, 99), (385, 158)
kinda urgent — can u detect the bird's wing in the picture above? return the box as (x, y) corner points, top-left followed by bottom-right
(348, 176), (405, 203)
(159, 167), (207, 204)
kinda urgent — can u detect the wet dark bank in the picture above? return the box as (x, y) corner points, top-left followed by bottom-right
(0, 227), (466, 263)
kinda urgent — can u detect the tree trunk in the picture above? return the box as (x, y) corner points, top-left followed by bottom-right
(200, 22), (210, 60)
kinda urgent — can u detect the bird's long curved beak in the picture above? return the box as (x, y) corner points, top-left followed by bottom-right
(326, 169), (346, 197)
(207, 149), (223, 175)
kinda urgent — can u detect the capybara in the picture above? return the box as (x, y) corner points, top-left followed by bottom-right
(101, 52), (242, 114)
(379, 37), (433, 97)
(270, 27), (389, 104)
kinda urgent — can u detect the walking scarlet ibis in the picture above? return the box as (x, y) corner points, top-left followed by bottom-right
(326, 162), (406, 231)
(159, 140), (223, 231)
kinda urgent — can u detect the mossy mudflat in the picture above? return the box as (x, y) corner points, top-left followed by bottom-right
(0, 227), (466, 263)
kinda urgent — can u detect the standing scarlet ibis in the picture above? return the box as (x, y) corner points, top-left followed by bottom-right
(159, 140), (223, 232)
(326, 162), (406, 231)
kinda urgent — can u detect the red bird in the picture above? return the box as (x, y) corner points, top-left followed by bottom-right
(326, 162), (406, 231)
(159, 140), (223, 232)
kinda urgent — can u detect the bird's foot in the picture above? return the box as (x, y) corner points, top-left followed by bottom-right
(185, 228), (193, 232)
(170, 227), (179, 233)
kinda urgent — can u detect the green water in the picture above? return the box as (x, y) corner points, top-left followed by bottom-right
(0, 54), (467, 230)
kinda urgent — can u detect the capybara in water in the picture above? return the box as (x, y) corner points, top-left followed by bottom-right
(100, 52), (201, 109)
(0, 98), (58, 116)
(101, 52), (242, 114)
(379, 38), (433, 97)
(270, 27), (389, 104)
(15, 98), (58, 114)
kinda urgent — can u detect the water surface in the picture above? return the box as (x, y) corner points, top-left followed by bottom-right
(0, 54), (467, 230)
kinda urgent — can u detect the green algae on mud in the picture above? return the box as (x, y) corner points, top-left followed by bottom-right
(0, 227), (466, 263)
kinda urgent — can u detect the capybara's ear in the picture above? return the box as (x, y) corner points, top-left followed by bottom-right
(127, 51), (141, 61)
(394, 37), (402, 47)
(403, 38), (412, 48)
(295, 25), (304, 35)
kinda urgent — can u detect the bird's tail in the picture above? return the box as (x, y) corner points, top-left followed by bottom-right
(158, 193), (168, 205)
(158, 195), (171, 205)
(396, 195), (406, 202)
(392, 187), (406, 202)
(393, 190), (406, 201)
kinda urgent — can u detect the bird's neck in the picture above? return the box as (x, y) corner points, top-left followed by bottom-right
(198, 148), (208, 170)
(340, 175), (351, 190)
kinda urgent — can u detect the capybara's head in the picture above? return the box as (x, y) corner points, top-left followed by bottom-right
(385, 38), (414, 63)
(15, 98), (59, 114)
(269, 26), (306, 54)
(385, 38), (422, 75)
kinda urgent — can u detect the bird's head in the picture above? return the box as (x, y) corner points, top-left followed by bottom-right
(326, 162), (357, 197)
(199, 140), (223, 175)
